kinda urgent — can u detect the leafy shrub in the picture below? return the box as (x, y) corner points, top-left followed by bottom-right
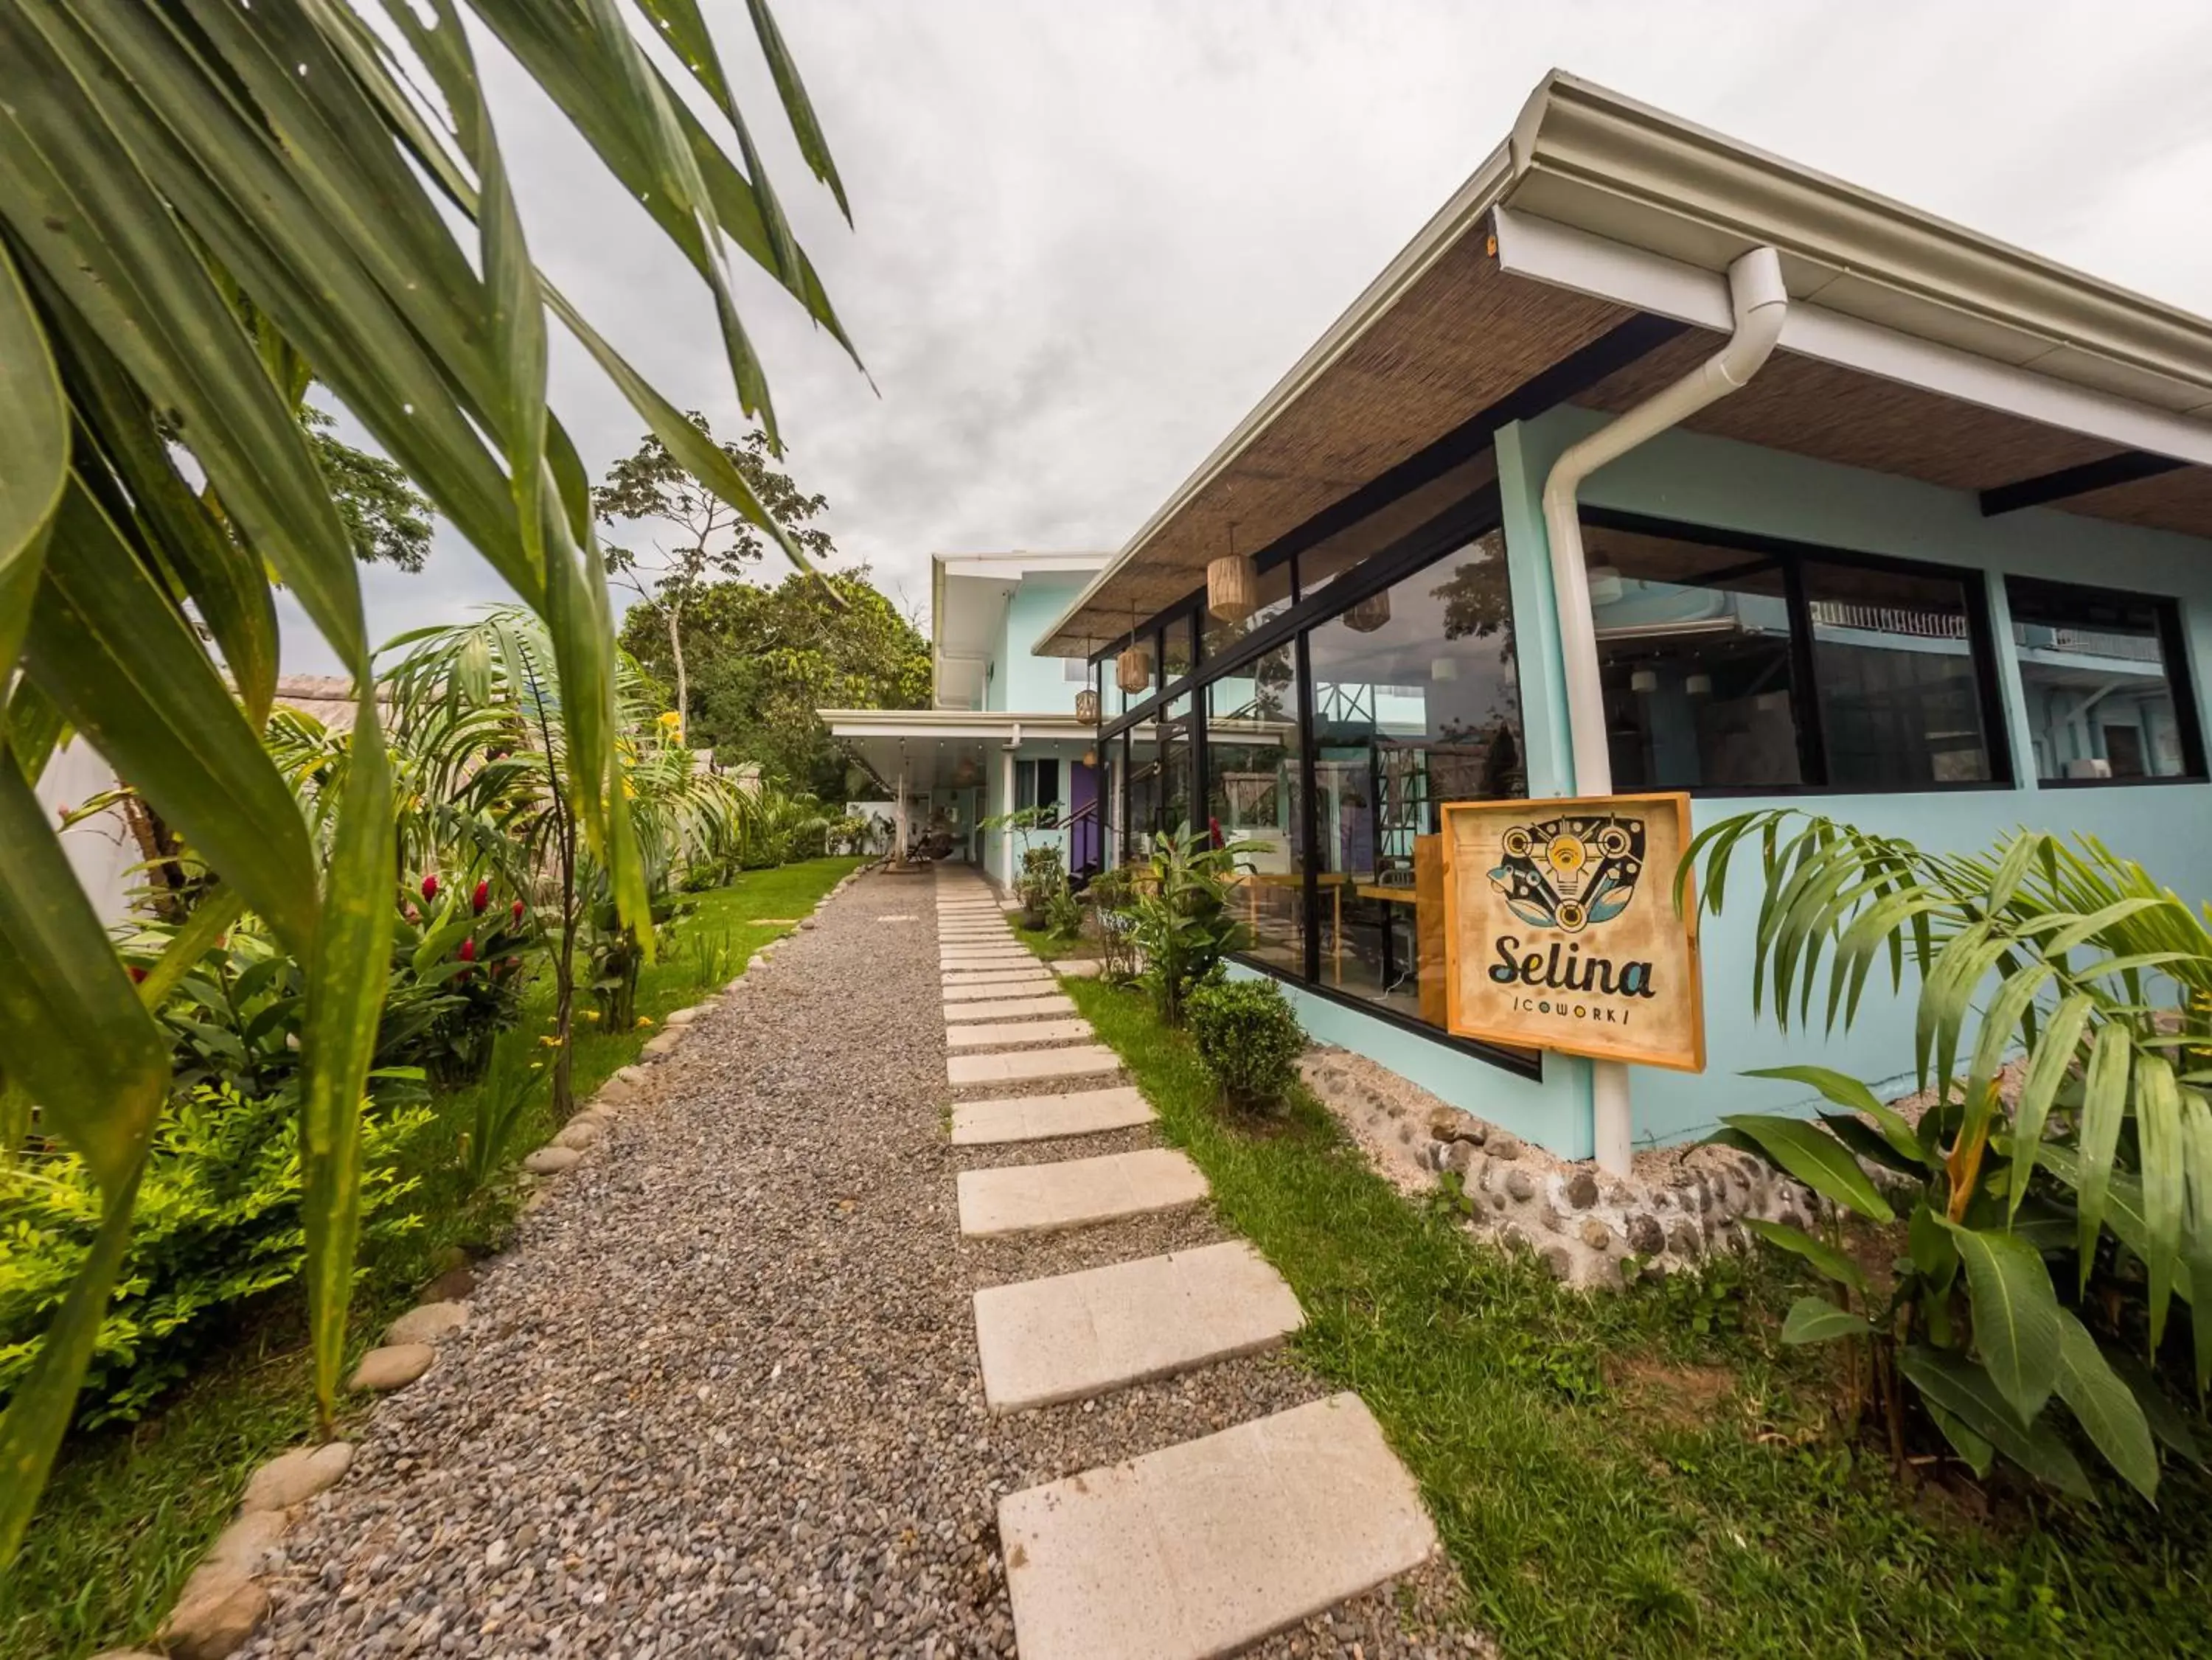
(1085, 868), (1142, 984)
(0, 1085), (428, 1427)
(1685, 811), (2212, 1502)
(1044, 881), (1083, 941)
(1018, 843), (1065, 928)
(459, 1047), (549, 1192)
(1128, 825), (1251, 1025)
(1187, 978), (1305, 1112)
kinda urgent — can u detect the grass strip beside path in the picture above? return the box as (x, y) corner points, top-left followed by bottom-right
(1, 858), (860, 1660)
(1059, 972), (2212, 1659)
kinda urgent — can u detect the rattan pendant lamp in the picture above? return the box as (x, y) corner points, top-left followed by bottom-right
(1207, 522), (1256, 623)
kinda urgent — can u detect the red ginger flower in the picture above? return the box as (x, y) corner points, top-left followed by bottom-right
(459, 937), (478, 963)
(421, 873), (439, 902)
(472, 879), (490, 915)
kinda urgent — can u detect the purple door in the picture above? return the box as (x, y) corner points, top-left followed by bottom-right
(1068, 760), (1101, 876)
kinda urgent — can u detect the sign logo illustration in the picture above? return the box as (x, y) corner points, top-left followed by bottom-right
(1487, 815), (1644, 935)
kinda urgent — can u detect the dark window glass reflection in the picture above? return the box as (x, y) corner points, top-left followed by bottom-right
(1302, 533), (1525, 1027)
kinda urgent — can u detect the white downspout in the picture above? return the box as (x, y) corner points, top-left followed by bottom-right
(1000, 739), (1020, 890)
(1540, 245), (1789, 1177)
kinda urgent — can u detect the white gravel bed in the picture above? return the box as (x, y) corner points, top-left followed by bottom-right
(241, 872), (1467, 1657)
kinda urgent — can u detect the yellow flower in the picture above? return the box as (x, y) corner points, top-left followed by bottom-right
(538, 1034), (561, 1047)
(635, 1016), (654, 1029)
(657, 710), (682, 728)
(580, 1009), (600, 1022)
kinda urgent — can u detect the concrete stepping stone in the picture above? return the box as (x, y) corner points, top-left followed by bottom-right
(939, 994), (1077, 1022)
(950, 1085), (1155, 1145)
(942, 958), (1037, 973)
(941, 932), (1014, 943)
(948, 1043), (1121, 1089)
(943, 977), (1058, 1001)
(1051, 959), (1104, 978)
(957, 1147), (1205, 1235)
(973, 1241), (1304, 1412)
(947, 1017), (1095, 1050)
(942, 965), (1052, 981)
(942, 945), (1032, 958)
(998, 1393), (1437, 1660)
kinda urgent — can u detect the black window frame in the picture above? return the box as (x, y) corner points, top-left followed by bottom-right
(1580, 507), (2017, 798)
(2003, 574), (2207, 788)
(1102, 474), (1541, 1080)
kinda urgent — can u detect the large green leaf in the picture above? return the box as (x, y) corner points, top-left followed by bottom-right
(2076, 1023), (2133, 1291)
(1780, 1295), (1868, 1345)
(2136, 1056), (2185, 1351)
(299, 695), (397, 1423)
(1744, 1220), (1869, 1294)
(2053, 1310), (2160, 1500)
(1746, 1062), (1928, 1168)
(2009, 993), (2093, 1221)
(1899, 1346), (2092, 1500)
(741, 0), (851, 222)
(25, 478), (321, 957)
(0, 231), (64, 677)
(1941, 1220), (2063, 1423)
(0, 7), (366, 672)
(1719, 1114), (1895, 1223)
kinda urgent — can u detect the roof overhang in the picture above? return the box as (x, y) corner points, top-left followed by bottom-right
(820, 708), (1100, 794)
(1037, 71), (2212, 658)
(929, 551), (1109, 707)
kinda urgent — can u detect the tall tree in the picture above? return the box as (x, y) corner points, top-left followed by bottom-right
(594, 416), (834, 744)
(0, 0), (859, 1558)
(620, 569), (928, 799)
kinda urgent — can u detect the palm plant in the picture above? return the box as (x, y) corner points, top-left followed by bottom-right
(378, 608), (751, 1112)
(1680, 812), (2212, 1500)
(0, 0), (856, 1557)
(1128, 825), (1256, 1026)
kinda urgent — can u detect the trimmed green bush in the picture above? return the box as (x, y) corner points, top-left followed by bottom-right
(0, 1085), (428, 1428)
(1186, 977), (1305, 1112)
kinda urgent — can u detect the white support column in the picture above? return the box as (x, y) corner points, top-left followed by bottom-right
(1000, 746), (1018, 889)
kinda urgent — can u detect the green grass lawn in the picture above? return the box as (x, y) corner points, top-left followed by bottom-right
(1057, 970), (2212, 1659)
(0, 857), (860, 1660)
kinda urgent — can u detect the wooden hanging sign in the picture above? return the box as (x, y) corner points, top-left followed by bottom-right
(1439, 793), (1705, 1071)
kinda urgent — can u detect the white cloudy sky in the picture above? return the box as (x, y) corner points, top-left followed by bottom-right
(279, 0), (2212, 674)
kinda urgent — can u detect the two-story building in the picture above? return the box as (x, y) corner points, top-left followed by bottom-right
(824, 551), (1110, 885)
(1022, 72), (2212, 1173)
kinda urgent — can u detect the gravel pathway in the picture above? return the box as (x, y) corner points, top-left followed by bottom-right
(244, 871), (1467, 1658)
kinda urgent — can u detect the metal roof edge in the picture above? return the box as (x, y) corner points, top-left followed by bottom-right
(1520, 72), (2212, 397)
(1035, 69), (2212, 658)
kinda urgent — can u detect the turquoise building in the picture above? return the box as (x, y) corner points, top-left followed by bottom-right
(825, 551), (1109, 885)
(1026, 73), (2212, 1171)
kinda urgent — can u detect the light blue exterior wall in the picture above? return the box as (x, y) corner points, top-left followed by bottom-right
(973, 569), (1102, 880)
(1225, 408), (2212, 1158)
(987, 576), (1093, 715)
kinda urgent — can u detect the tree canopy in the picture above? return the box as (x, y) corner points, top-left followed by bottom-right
(303, 406), (434, 572)
(594, 414), (836, 744)
(619, 570), (928, 800)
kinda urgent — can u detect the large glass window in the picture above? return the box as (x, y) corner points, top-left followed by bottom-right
(2008, 577), (2203, 782)
(1588, 525), (1804, 791)
(1206, 644), (1304, 977)
(1162, 613), (1197, 684)
(1304, 532), (1526, 1026)
(1015, 757), (1060, 823)
(1804, 560), (1992, 788)
(1587, 518), (2003, 792)
(1158, 694), (1197, 834)
(1200, 559), (1292, 660)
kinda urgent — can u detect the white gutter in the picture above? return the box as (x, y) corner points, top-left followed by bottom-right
(1540, 243), (1789, 1176)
